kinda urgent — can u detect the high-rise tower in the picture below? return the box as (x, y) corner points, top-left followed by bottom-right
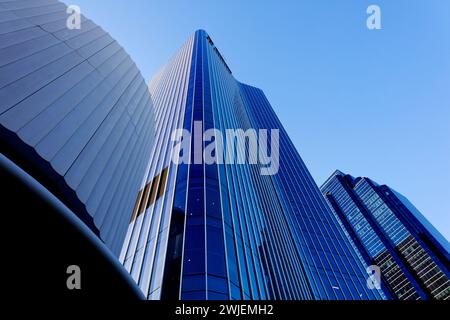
(120, 30), (386, 300)
(321, 171), (450, 300)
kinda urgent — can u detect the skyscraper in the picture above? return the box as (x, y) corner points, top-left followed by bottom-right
(120, 30), (386, 300)
(321, 170), (450, 300)
(0, 0), (155, 256)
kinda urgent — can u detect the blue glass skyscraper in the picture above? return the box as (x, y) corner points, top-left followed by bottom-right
(321, 170), (450, 300)
(120, 30), (386, 300)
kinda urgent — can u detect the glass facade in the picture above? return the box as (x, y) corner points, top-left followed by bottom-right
(321, 171), (450, 300)
(2, 2), (447, 302)
(120, 30), (386, 300)
(0, 0), (155, 256)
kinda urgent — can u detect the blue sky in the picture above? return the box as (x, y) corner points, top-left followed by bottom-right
(70, 0), (450, 240)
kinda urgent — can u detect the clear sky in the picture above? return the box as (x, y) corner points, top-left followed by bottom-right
(70, 0), (450, 241)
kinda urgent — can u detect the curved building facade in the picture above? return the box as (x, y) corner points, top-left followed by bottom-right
(0, 0), (156, 255)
